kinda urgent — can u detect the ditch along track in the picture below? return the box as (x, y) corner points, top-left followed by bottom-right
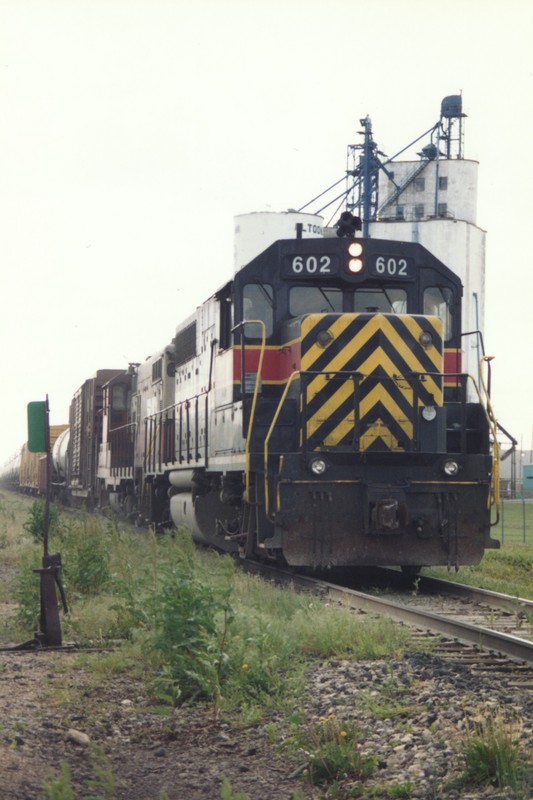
(241, 561), (533, 696)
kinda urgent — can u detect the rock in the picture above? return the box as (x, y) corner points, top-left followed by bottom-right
(67, 728), (90, 746)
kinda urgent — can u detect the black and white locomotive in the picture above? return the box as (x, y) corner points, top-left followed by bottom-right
(10, 211), (501, 571)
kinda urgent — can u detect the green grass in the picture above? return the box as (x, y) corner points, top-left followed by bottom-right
(0, 492), (414, 704)
(294, 714), (377, 786)
(0, 491), (40, 573)
(426, 545), (533, 599)
(0, 490), (421, 796)
(417, 498), (533, 599)
(494, 499), (533, 546)
(456, 711), (532, 797)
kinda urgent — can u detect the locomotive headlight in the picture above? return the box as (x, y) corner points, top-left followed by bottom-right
(442, 459), (460, 476)
(347, 241), (364, 273)
(419, 331), (433, 349)
(348, 258), (364, 273)
(348, 242), (363, 257)
(316, 329), (334, 348)
(422, 405), (437, 421)
(310, 458), (327, 475)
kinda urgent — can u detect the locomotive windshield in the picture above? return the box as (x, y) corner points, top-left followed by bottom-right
(289, 286), (342, 316)
(353, 287), (407, 314)
(288, 285), (407, 316)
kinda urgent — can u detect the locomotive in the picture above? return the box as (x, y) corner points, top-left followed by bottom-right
(6, 212), (501, 570)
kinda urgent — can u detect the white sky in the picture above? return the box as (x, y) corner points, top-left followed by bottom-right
(1, 0), (532, 462)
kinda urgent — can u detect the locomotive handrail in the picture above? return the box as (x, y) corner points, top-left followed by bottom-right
(107, 421), (137, 433)
(263, 367), (495, 522)
(301, 368), (446, 455)
(406, 367), (501, 522)
(457, 366), (500, 523)
(392, 369), (498, 463)
(264, 371), (301, 519)
(105, 421), (136, 474)
(478, 358), (501, 523)
(263, 368), (430, 519)
(232, 319), (266, 504)
(143, 391), (209, 473)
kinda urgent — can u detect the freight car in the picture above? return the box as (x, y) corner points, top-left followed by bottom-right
(66, 370), (125, 508)
(0, 450), (21, 491)
(0, 374), (119, 505)
(89, 212), (499, 571)
(3, 425), (69, 496)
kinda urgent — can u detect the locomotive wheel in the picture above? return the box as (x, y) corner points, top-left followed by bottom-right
(123, 494), (136, 518)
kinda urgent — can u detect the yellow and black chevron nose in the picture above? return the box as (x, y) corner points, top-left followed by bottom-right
(300, 313), (443, 452)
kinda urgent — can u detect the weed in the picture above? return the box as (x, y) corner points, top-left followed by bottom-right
(458, 710), (532, 795)
(295, 611), (412, 660)
(363, 783), (415, 798)
(43, 761), (75, 800)
(13, 547), (42, 632)
(140, 544), (235, 709)
(385, 783), (415, 798)
(43, 746), (117, 800)
(297, 714), (376, 786)
(220, 775), (250, 799)
(84, 744), (116, 799)
(361, 691), (425, 720)
(23, 499), (62, 543)
(360, 671), (424, 721)
(61, 515), (111, 597)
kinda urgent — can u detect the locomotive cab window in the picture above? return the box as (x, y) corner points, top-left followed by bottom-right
(353, 287), (407, 314)
(243, 283), (274, 340)
(217, 284), (233, 350)
(423, 286), (454, 341)
(289, 286), (342, 317)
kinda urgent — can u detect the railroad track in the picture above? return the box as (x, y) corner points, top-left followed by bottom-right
(241, 560), (533, 694)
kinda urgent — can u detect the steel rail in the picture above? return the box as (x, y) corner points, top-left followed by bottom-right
(242, 561), (533, 665)
(376, 568), (533, 614)
(413, 574), (533, 614)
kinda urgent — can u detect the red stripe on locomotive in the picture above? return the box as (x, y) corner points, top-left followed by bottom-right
(233, 342), (301, 383)
(443, 348), (462, 386)
(233, 343), (461, 384)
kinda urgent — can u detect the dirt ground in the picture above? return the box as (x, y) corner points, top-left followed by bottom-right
(0, 647), (317, 800)
(2, 642), (532, 800)
(0, 493), (313, 799)
(0, 497), (530, 800)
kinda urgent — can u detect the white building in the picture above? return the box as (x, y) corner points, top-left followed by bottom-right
(369, 156), (485, 384)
